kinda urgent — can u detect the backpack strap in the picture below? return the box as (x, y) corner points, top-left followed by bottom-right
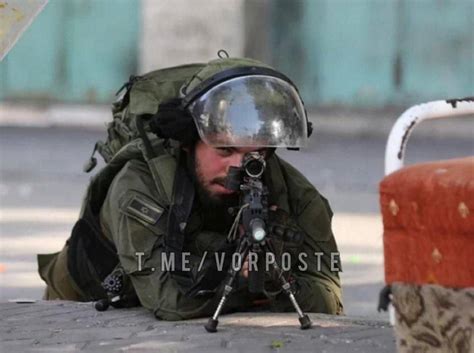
(165, 150), (195, 272)
(137, 133), (177, 207)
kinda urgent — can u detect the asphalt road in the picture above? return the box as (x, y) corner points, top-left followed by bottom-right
(1, 126), (472, 319)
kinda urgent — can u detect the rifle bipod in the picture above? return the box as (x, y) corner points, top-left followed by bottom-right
(204, 238), (312, 332)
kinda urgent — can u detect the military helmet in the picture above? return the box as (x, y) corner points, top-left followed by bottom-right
(151, 56), (312, 148)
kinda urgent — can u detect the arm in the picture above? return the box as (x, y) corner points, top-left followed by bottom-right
(264, 155), (343, 314)
(99, 160), (219, 320)
(270, 195), (343, 314)
(293, 194), (343, 314)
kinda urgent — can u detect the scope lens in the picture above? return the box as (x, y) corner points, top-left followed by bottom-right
(245, 159), (264, 178)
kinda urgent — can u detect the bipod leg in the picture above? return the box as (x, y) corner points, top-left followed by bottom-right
(263, 242), (312, 330)
(205, 239), (250, 333)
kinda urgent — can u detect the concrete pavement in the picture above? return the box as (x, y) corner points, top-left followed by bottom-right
(1, 301), (396, 352)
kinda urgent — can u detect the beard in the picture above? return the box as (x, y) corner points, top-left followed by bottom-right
(185, 147), (239, 232)
(185, 147), (239, 210)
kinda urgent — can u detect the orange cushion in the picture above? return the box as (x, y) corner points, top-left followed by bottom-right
(380, 157), (474, 288)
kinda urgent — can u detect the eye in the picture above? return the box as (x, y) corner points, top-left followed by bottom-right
(216, 147), (234, 156)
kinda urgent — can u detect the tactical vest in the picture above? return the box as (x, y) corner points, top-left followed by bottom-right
(67, 139), (309, 302)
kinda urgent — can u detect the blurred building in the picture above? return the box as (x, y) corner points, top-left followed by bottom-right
(0, 0), (472, 108)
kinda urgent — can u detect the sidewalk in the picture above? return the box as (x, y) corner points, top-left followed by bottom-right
(0, 102), (472, 138)
(1, 301), (396, 352)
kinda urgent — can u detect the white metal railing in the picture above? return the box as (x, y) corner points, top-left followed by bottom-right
(384, 97), (474, 175)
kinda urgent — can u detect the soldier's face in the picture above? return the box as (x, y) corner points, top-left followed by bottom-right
(193, 141), (266, 201)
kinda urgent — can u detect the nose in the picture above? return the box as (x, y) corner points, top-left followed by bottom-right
(226, 152), (244, 171)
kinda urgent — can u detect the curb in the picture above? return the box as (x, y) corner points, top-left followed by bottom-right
(0, 103), (110, 129)
(1, 103), (472, 139)
(310, 109), (474, 139)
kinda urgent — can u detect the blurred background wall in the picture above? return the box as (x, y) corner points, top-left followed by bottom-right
(0, 0), (139, 104)
(260, 0), (473, 107)
(140, 0), (245, 72)
(0, 0), (472, 108)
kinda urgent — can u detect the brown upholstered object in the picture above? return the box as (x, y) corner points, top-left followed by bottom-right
(392, 283), (474, 353)
(380, 157), (474, 288)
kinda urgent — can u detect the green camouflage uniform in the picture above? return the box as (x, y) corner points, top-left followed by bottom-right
(38, 147), (343, 320)
(38, 57), (343, 320)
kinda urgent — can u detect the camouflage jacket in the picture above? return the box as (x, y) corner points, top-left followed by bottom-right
(98, 142), (343, 320)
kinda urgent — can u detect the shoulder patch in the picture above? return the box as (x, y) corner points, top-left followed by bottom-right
(123, 194), (164, 225)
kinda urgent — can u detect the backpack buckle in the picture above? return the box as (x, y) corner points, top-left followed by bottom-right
(115, 75), (140, 96)
(83, 142), (99, 173)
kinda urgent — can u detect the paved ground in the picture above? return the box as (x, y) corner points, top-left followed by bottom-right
(1, 301), (396, 352)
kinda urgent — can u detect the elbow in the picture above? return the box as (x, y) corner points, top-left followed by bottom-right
(153, 308), (188, 321)
(297, 281), (344, 315)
